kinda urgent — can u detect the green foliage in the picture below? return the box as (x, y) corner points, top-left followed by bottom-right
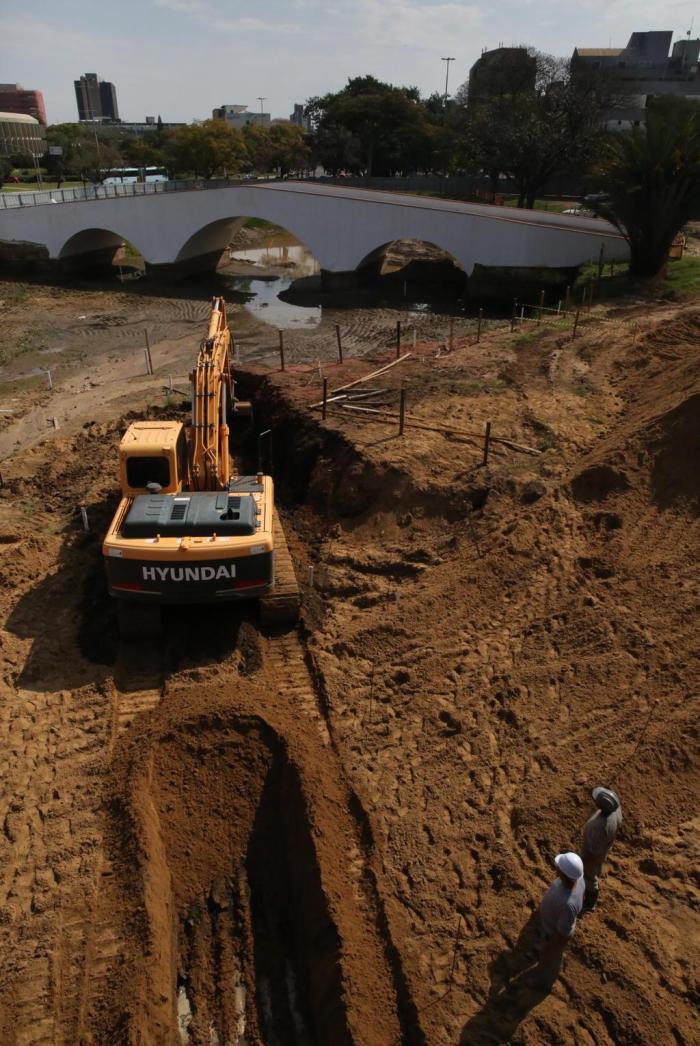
(241, 121), (309, 175)
(457, 51), (606, 207)
(593, 97), (700, 278)
(306, 76), (434, 175)
(165, 119), (247, 179)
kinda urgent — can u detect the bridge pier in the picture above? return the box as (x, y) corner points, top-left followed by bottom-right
(320, 269), (364, 292)
(145, 249), (224, 281)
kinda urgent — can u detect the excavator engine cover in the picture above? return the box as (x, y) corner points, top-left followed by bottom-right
(122, 492), (257, 538)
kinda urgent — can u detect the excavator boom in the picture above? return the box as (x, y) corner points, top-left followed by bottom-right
(188, 298), (232, 491)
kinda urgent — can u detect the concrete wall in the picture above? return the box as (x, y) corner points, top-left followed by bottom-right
(0, 181), (629, 279)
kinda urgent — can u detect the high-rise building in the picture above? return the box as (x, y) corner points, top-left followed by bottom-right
(289, 104), (311, 131)
(572, 30), (700, 127)
(0, 84), (47, 125)
(74, 73), (120, 122)
(467, 48), (537, 105)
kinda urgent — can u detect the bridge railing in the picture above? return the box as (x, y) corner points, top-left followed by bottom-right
(0, 177), (277, 210)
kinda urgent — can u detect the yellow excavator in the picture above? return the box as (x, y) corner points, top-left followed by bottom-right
(103, 297), (299, 639)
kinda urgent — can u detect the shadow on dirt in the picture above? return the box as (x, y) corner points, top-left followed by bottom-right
(460, 912), (554, 1045)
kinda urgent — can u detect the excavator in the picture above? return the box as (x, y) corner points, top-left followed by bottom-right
(103, 297), (299, 639)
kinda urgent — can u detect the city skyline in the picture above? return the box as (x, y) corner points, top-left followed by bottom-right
(2, 0), (698, 124)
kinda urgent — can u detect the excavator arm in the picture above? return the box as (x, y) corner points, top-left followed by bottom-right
(188, 297), (232, 491)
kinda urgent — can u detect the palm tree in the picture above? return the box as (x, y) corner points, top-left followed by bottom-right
(594, 97), (700, 278)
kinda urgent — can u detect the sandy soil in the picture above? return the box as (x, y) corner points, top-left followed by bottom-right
(0, 261), (697, 1045)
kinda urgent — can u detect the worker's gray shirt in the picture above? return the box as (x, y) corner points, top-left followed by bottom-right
(539, 878), (585, 940)
(582, 808), (622, 859)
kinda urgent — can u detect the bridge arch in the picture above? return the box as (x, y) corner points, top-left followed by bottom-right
(58, 227), (149, 274)
(165, 215), (324, 281)
(356, 238), (467, 288)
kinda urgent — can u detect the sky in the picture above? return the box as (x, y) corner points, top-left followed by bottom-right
(2, 0), (698, 124)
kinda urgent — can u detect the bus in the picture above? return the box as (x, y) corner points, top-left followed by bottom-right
(102, 166), (168, 186)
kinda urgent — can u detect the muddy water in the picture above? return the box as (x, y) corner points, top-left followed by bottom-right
(226, 245), (322, 330)
(222, 238), (488, 329)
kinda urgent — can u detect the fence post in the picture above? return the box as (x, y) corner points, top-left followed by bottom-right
(278, 329), (285, 371)
(46, 369), (53, 390)
(144, 330), (154, 374)
(481, 421), (492, 467)
(80, 505), (90, 532)
(412, 326), (417, 349)
(322, 377), (328, 419)
(511, 299), (518, 332)
(537, 289), (545, 324)
(565, 285), (571, 312)
(399, 388), (406, 436)
(572, 309), (580, 339)
(597, 243), (605, 280)
(476, 308), (483, 344)
(396, 320), (402, 359)
(335, 323), (343, 363)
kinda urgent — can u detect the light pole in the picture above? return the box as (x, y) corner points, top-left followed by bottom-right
(441, 57), (455, 107)
(257, 97), (267, 127)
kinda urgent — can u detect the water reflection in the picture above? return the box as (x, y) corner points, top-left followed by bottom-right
(225, 244), (322, 330)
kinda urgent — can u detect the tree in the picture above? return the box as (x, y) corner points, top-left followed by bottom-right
(165, 120), (247, 178)
(307, 76), (433, 176)
(593, 97), (700, 278)
(459, 49), (607, 207)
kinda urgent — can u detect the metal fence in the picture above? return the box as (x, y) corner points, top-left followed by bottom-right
(0, 177), (277, 210)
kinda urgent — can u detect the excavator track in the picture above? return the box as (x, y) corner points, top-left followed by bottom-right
(259, 509), (301, 625)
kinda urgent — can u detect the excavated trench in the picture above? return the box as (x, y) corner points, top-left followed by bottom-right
(108, 713), (363, 1045)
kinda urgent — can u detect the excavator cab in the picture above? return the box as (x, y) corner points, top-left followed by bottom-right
(118, 421), (186, 496)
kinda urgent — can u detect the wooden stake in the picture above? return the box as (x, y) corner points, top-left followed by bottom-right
(52, 416), (59, 430)
(335, 323), (343, 363)
(46, 369), (53, 390)
(79, 505), (89, 532)
(322, 377), (328, 420)
(144, 329), (154, 374)
(412, 326), (417, 349)
(449, 914), (464, 987)
(396, 320), (401, 359)
(597, 243), (605, 280)
(278, 329), (285, 371)
(399, 388), (406, 436)
(143, 349), (151, 375)
(572, 309), (580, 339)
(511, 298), (518, 332)
(481, 420), (492, 466)
(565, 285), (571, 312)
(537, 289), (545, 323)
(476, 308), (483, 344)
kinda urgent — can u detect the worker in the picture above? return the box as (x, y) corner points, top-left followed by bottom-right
(536, 852), (585, 983)
(581, 786), (622, 910)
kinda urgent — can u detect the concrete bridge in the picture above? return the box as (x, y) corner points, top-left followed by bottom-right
(0, 179), (629, 285)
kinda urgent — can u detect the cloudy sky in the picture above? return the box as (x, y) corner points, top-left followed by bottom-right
(2, 0), (697, 123)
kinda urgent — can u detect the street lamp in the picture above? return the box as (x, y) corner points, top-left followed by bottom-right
(257, 97), (267, 126)
(441, 57), (455, 107)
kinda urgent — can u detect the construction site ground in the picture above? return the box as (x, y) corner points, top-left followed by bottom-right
(0, 261), (698, 1045)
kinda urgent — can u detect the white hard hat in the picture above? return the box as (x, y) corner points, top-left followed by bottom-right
(555, 852), (584, 880)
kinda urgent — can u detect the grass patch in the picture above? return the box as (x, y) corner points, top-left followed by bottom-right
(660, 257), (700, 300)
(244, 217), (279, 231)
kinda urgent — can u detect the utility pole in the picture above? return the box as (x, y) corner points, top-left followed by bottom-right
(257, 96), (267, 127)
(441, 57), (455, 107)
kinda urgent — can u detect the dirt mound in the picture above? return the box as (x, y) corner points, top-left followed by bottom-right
(647, 390), (700, 512)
